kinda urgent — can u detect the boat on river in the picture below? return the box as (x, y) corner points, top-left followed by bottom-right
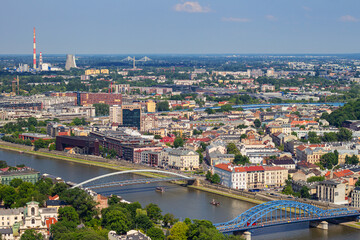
(210, 199), (220, 206)
(156, 187), (165, 193)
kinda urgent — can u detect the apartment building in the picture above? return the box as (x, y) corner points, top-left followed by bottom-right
(167, 148), (199, 170)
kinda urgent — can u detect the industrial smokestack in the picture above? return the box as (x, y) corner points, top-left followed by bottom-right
(39, 52), (43, 67)
(33, 27), (36, 69)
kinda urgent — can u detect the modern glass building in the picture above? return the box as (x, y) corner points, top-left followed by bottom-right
(122, 105), (141, 130)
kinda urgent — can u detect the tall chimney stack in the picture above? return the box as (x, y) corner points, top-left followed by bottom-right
(39, 52), (43, 67)
(33, 27), (36, 69)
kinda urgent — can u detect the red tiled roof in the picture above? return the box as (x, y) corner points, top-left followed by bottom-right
(244, 166), (264, 172)
(263, 166), (286, 171)
(325, 169), (354, 178)
(160, 137), (175, 143)
(49, 195), (59, 200)
(214, 163), (246, 173)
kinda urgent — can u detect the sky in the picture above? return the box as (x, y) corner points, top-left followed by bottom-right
(1, 0), (360, 54)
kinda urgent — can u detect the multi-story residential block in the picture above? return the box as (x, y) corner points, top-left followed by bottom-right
(109, 105), (122, 123)
(351, 187), (360, 208)
(214, 163), (247, 190)
(167, 148), (199, 170)
(0, 168), (40, 185)
(245, 166), (265, 190)
(146, 100), (156, 113)
(296, 144), (330, 163)
(263, 166), (288, 188)
(316, 180), (347, 205)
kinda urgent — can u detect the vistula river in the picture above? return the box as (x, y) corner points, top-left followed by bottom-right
(1, 148), (360, 240)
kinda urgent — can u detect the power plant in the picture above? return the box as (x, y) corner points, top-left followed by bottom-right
(33, 27), (36, 69)
(65, 54), (77, 70)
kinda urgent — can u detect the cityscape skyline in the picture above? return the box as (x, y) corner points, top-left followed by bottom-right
(1, 0), (360, 54)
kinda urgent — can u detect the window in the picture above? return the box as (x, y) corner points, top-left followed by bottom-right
(31, 219), (35, 224)
(31, 207), (35, 215)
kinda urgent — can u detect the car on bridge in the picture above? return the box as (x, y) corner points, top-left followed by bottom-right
(247, 222), (257, 227)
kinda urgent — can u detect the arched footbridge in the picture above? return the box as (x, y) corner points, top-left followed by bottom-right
(215, 200), (360, 234)
(71, 169), (195, 189)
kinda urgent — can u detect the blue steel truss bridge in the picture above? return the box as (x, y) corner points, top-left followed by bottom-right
(215, 200), (360, 234)
(71, 169), (195, 190)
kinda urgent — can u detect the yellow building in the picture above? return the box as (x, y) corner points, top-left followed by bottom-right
(85, 69), (109, 75)
(100, 69), (109, 74)
(146, 100), (156, 113)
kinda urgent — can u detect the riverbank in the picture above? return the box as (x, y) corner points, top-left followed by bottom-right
(189, 185), (265, 205)
(0, 142), (167, 179)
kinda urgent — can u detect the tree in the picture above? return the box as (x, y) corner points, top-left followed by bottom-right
(134, 214), (153, 230)
(0, 160), (7, 168)
(27, 117), (38, 127)
(154, 135), (162, 139)
(93, 103), (110, 116)
(321, 132), (338, 142)
(206, 171), (212, 181)
(20, 229), (43, 240)
(307, 176), (325, 182)
(220, 104), (232, 112)
(34, 139), (47, 150)
(10, 178), (23, 188)
(337, 128), (352, 142)
(168, 222), (189, 240)
(240, 134), (247, 140)
(59, 188), (97, 222)
(227, 143), (240, 155)
(145, 203), (162, 222)
(156, 101), (169, 112)
(254, 119), (261, 128)
(236, 124), (247, 129)
(205, 108), (215, 114)
(233, 154), (250, 165)
(173, 137), (184, 148)
(72, 117), (82, 126)
(58, 206), (80, 224)
(147, 227), (165, 240)
(51, 182), (68, 196)
(291, 131), (297, 137)
(101, 209), (132, 235)
(108, 195), (121, 206)
(211, 174), (221, 184)
(163, 213), (178, 228)
(320, 152), (338, 169)
(300, 186), (310, 199)
(345, 155), (359, 165)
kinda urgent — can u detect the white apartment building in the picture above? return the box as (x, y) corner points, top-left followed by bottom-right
(167, 148), (199, 170)
(214, 163), (288, 190)
(351, 187), (360, 208)
(109, 105), (122, 123)
(214, 163), (247, 190)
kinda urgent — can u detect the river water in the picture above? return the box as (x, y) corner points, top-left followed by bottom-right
(2, 149), (360, 240)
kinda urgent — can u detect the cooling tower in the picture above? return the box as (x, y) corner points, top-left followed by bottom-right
(65, 54), (77, 70)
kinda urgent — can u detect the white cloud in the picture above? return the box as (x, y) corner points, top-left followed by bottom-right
(265, 15), (277, 21)
(339, 15), (359, 22)
(302, 6), (312, 12)
(222, 17), (251, 23)
(174, 1), (210, 13)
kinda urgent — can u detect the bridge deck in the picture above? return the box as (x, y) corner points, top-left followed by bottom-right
(85, 177), (195, 189)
